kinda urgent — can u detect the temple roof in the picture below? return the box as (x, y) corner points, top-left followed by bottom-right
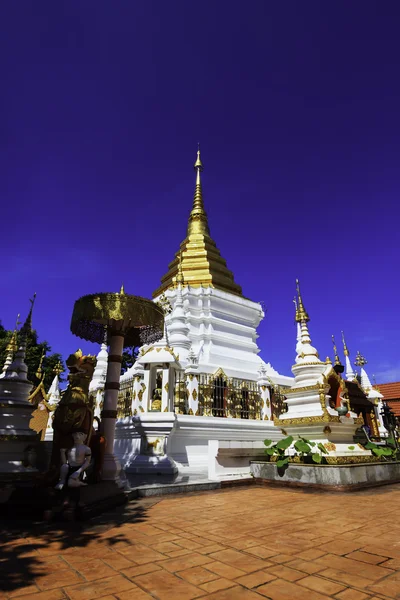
(152, 149), (243, 298)
(375, 381), (400, 401)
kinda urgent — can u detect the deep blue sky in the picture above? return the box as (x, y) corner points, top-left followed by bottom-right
(0, 1), (399, 382)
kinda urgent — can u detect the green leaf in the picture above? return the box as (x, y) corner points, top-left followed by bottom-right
(312, 453), (322, 463)
(276, 458), (289, 468)
(365, 442), (377, 450)
(300, 436), (315, 447)
(266, 448), (276, 456)
(317, 443), (329, 454)
(276, 436), (294, 450)
(381, 447), (393, 457)
(294, 440), (311, 454)
(372, 448), (385, 457)
(348, 446), (355, 450)
(264, 439), (273, 447)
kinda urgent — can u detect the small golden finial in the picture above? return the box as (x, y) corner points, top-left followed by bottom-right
(6, 314), (21, 354)
(332, 335), (341, 366)
(176, 251), (184, 285)
(194, 143), (203, 170)
(293, 297), (299, 322)
(36, 348), (45, 380)
(295, 279), (310, 323)
(354, 350), (367, 367)
(341, 330), (349, 356)
(53, 361), (64, 376)
(120, 283), (125, 295)
(325, 356), (332, 364)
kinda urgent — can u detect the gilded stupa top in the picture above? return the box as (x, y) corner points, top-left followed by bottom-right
(153, 148), (243, 298)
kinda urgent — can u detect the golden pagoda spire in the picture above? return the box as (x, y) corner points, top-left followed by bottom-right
(36, 349), (45, 380)
(153, 147), (243, 298)
(341, 330), (349, 356)
(331, 335), (341, 366)
(1, 314), (20, 376)
(119, 283), (125, 295)
(293, 296), (299, 322)
(295, 279), (310, 323)
(187, 145), (210, 237)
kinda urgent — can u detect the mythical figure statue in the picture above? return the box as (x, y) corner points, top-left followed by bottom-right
(55, 431), (92, 489)
(51, 350), (96, 467)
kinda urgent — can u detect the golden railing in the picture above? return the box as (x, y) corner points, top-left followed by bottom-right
(117, 371), (264, 419)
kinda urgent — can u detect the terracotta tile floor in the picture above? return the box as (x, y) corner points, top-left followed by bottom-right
(2, 484), (400, 600)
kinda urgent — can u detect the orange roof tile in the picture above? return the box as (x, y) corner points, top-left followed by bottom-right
(375, 382), (400, 401)
(387, 401), (400, 417)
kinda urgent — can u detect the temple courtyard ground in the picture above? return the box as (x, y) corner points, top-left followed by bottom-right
(2, 484), (400, 600)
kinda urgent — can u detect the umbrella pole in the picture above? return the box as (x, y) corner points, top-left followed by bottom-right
(101, 333), (124, 481)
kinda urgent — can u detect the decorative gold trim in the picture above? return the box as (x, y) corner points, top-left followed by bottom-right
(325, 456), (380, 465)
(275, 415), (342, 426)
(284, 384), (320, 394)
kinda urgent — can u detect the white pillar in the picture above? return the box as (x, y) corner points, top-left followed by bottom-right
(167, 368), (176, 412)
(186, 374), (199, 415)
(142, 366), (152, 412)
(161, 366), (170, 412)
(131, 375), (141, 415)
(257, 368), (272, 421)
(101, 334), (124, 481)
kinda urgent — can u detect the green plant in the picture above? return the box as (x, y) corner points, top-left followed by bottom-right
(264, 435), (329, 472)
(364, 441), (400, 461)
(348, 446), (355, 450)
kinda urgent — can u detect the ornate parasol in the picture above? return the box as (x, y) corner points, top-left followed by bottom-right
(71, 291), (164, 347)
(70, 288), (164, 480)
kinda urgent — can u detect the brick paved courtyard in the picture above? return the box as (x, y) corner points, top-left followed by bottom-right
(2, 484), (400, 600)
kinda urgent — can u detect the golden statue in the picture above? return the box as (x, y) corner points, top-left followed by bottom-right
(151, 373), (163, 411)
(51, 350), (96, 466)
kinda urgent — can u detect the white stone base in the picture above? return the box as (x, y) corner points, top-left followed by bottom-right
(114, 413), (281, 480)
(251, 460), (400, 489)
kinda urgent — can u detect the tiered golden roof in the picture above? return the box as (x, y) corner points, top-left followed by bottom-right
(152, 149), (243, 298)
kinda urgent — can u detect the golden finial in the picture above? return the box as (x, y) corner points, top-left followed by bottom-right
(53, 361), (64, 376)
(176, 251), (184, 285)
(119, 283), (125, 295)
(332, 335), (341, 366)
(188, 146), (210, 237)
(194, 143), (203, 170)
(354, 350), (367, 367)
(325, 356), (332, 364)
(293, 297), (299, 322)
(341, 330), (349, 356)
(6, 314), (21, 354)
(295, 279), (310, 323)
(36, 348), (45, 380)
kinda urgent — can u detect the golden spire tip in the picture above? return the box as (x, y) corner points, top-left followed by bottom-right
(295, 279), (310, 323)
(194, 145), (203, 170)
(332, 335), (341, 366)
(341, 330), (349, 356)
(120, 283), (125, 295)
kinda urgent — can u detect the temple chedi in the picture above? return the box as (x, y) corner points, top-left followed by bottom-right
(0, 148), (389, 484)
